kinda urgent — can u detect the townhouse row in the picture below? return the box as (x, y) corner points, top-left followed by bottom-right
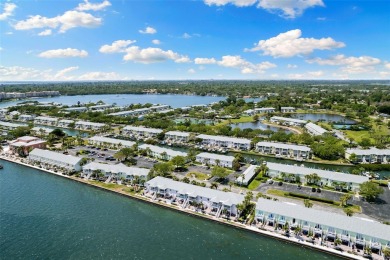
(33, 116), (107, 131)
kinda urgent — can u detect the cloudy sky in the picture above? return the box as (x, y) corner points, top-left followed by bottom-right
(0, 0), (389, 81)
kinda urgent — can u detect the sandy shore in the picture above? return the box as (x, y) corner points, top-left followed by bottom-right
(1, 155), (365, 260)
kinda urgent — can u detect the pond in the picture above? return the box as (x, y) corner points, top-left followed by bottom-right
(291, 113), (356, 124)
(230, 122), (292, 133)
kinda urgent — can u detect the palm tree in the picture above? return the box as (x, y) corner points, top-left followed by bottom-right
(215, 159), (220, 166)
(160, 151), (168, 161)
(210, 182), (219, 189)
(228, 181), (233, 191)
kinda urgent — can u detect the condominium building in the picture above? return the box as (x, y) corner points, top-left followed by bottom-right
(89, 104), (113, 110)
(145, 176), (245, 218)
(88, 136), (135, 149)
(280, 107), (296, 113)
(19, 114), (35, 122)
(64, 107), (88, 112)
(196, 134), (251, 150)
(165, 131), (191, 143)
(150, 105), (170, 111)
(31, 127), (54, 135)
(345, 148), (390, 164)
(122, 126), (163, 139)
(34, 116), (58, 126)
(139, 144), (188, 161)
(270, 116), (307, 127)
(256, 141), (311, 160)
(82, 162), (149, 181)
(244, 107), (276, 116)
(265, 162), (368, 191)
(109, 108), (150, 117)
(196, 152), (235, 168)
(235, 165), (258, 186)
(305, 122), (328, 136)
(75, 121), (106, 131)
(0, 121), (27, 130)
(57, 119), (75, 128)
(28, 148), (82, 171)
(255, 198), (390, 251)
(9, 136), (46, 155)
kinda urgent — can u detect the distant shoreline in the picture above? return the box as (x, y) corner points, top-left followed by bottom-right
(1, 156), (362, 260)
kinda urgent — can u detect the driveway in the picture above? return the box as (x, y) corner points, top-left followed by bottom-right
(354, 187), (390, 222)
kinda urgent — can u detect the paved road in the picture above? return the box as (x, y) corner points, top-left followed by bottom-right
(354, 187), (390, 222)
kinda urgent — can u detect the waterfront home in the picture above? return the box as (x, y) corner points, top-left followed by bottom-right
(18, 114), (35, 122)
(9, 111), (21, 118)
(122, 126), (163, 139)
(57, 119), (75, 128)
(165, 131), (191, 143)
(265, 162), (368, 191)
(255, 198), (390, 252)
(34, 116), (58, 126)
(75, 121), (106, 131)
(82, 162), (149, 182)
(145, 176), (245, 218)
(109, 108), (150, 117)
(9, 136), (46, 155)
(235, 165), (258, 186)
(89, 104), (113, 110)
(280, 107), (296, 113)
(244, 107), (276, 116)
(196, 152), (235, 168)
(28, 148), (82, 171)
(305, 122), (328, 136)
(150, 105), (170, 111)
(64, 107), (88, 112)
(0, 121), (27, 130)
(88, 136), (135, 149)
(139, 144), (188, 161)
(256, 141), (311, 160)
(270, 116), (307, 127)
(345, 148), (390, 164)
(196, 134), (251, 150)
(31, 127), (54, 135)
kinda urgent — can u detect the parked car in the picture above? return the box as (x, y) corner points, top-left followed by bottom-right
(278, 181), (283, 186)
(317, 188), (321, 193)
(312, 187), (316, 192)
(267, 179), (274, 184)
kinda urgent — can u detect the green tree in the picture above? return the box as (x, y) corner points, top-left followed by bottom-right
(359, 138), (372, 148)
(304, 199), (313, 208)
(153, 162), (174, 177)
(170, 156), (186, 170)
(232, 159), (241, 171)
(359, 181), (383, 202)
(343, 207), (354, 217)
(339, 194), (352, 207)
(211, 166), (229, 180)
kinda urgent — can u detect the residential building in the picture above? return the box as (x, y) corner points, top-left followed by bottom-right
(9, 136), (46, 155)
(281, 107), (296, 113)
(64, 107), (88, 112)
(165, 131), (191, 143)
(122, 126), (163, 139)
(139, 144), (188, 161)
(235, 165), (258, 186)
(255, 198), (390, 251)
(89, 104), (113, 110)
(82, 162), (149, 182)
(196, 134), (251, 150)
(19, 114), (35, 122)
(150, 105), (170, 111)
(256, 141), (311, 160)
(34, 116), (58, 126)
(196, 152), (235, 168)
(31, 127), (54, 135)
(305, 122), (328, 136)
(109, 108), (150, 117)
(88, 136), (135, 149)
(57, 119), (75, 128)
(28, 148), (82, 171)
(75, 121), (106, 131)
(265, 162), (368, 191)
(0, 121), (27, 130)
(145, 176), (245, 218)
(270, 116), (307, 127)
(244, 107), (276, 116)
(345, 148), (390, 164)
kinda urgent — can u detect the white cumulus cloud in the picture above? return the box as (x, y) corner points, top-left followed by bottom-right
(188, 68), (196, 74)
(99, 40), (136, 53)
(76, 0), (111, 11)
(38, 48), (88, 58)
(139, 26), (157, 34)
(78, 71), (124, 80)
(218, 55), (276, 74)
(14, 10), (102, 33)
(54, 66), (79, 80)
(194, 57), (217, 64)
(38, 29), (52, 36)
(287, 64), (297, 69)
(0, 3), (17, 21)
(123, 46), (190, 64)
(204, 0), (257, 7)
(246, 29), (345, 58)
(152, 39), (161, 45)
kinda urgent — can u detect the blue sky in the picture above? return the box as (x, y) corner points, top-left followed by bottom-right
(0, 0), (389, 81)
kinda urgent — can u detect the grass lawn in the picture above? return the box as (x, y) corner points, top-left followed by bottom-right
(345, 204), (361, 213)
(186, 172), (211, 180)
(266, 189), (287, 196)
(90, 181), (122, 189)
(248, 179), (261, 190)
(342, 122), (389, 143)
(219, 116), (254, 125)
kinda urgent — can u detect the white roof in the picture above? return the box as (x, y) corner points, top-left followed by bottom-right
(75, 121), (106, 127)
(32, 127), (53, 133)
(197, 134), (251, 145)
(89, 136), (135, 147)
(256, 141), (311, 152)
(271, 116), (307, 124)
(139, 144), (187, 157)
(305, 122), (327, 135)
(281, 107), (295, 109)
(123, 126), (163, 134)
(0, 121), (27, 128)
(255, 107), (275, 111)
(236, 165), (257, 185)
(196, 152), (235, 162)
(346, 148), (390, 156)
(64, 107), (87, 111)
(58, 119), (75, 124)
(90, 104), (112, 109)
(34, 116), (58, 122)
(266, 162), (368, 184)
(29, 148), (82, 166)
(256, 198), (390, 242)
(165, 131), (190, 137)
(150, 105), (170, 109)
(83, 162), (149, 177)
(19, 114), (34, 118)
(147, 176), (245, 206)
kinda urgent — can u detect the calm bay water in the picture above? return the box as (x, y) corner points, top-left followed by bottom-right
(0, 160), (339, 260)
(0, 94), (225, 109)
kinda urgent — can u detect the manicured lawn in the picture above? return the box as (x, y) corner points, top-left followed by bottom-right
(186, 172), (211, 180)
(342, 123), (389, 143)
(266, 189), (287, 196)
(248, 179), (261, 190)
(219, 116), (253, 125)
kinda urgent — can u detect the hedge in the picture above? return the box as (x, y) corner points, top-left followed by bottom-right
(287, 192), (339, 205)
